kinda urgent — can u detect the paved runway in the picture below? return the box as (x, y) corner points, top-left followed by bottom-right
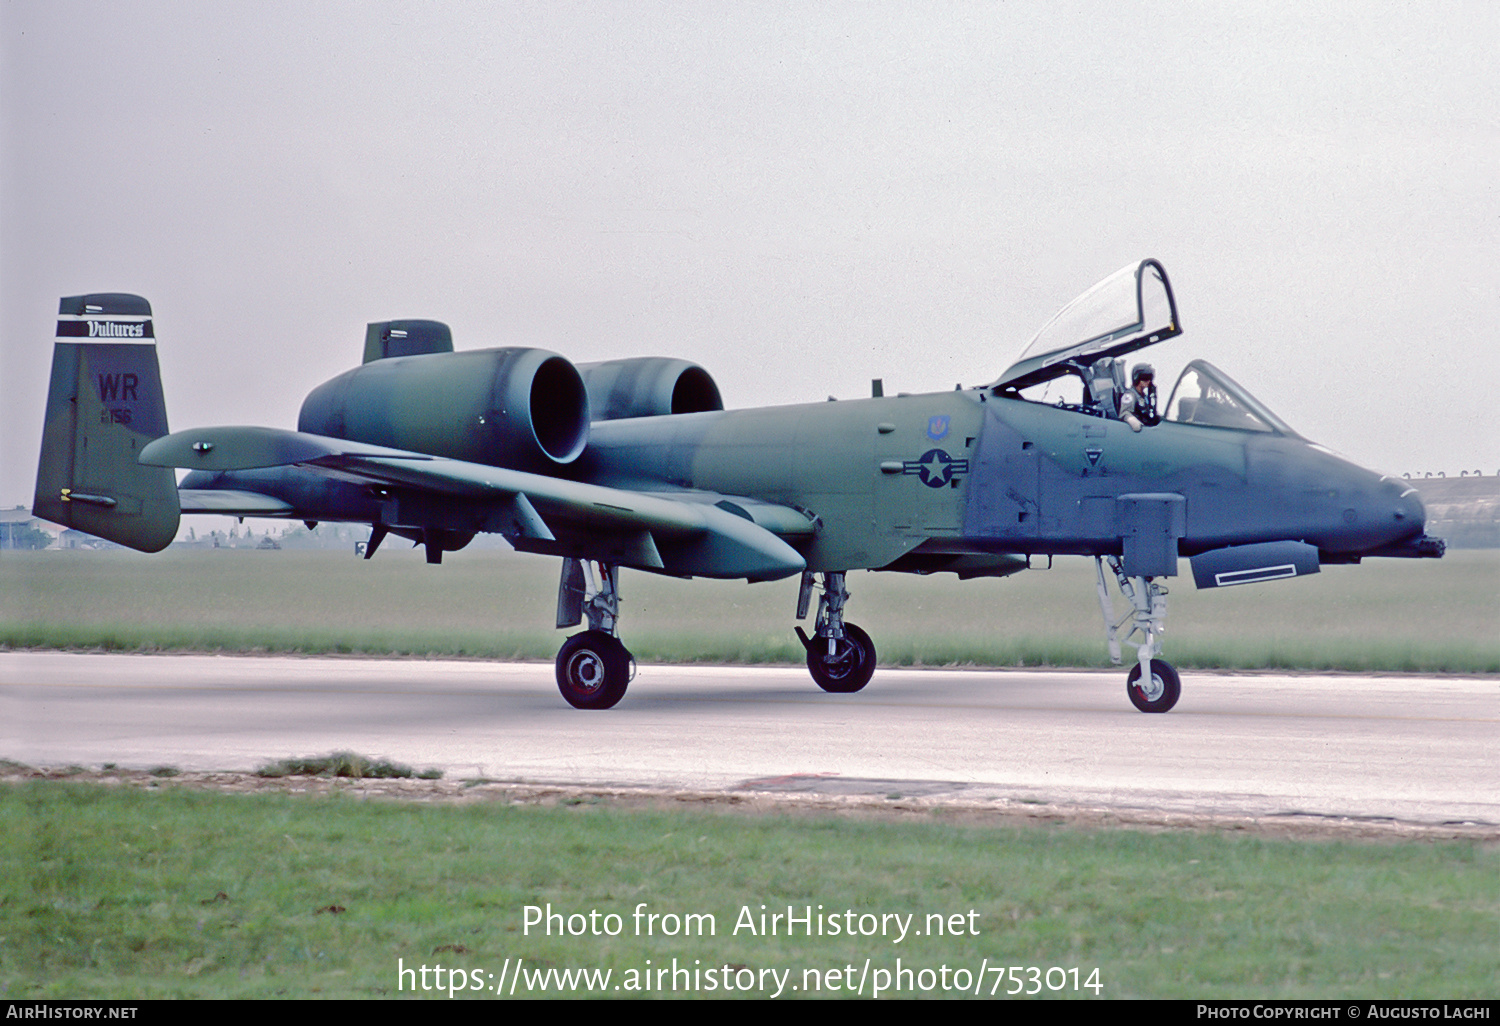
(2, 651), (1495, 826)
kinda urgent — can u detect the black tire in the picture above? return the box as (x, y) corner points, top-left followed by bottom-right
(1126, 658), (1181, 713)
(807, 623), (877, 693)
(555, 630), (630, 710)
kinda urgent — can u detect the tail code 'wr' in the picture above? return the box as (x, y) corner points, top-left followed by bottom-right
(97, 373), (139, 402)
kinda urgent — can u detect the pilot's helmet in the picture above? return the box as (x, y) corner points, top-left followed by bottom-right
(1131, 363), (1155, 385)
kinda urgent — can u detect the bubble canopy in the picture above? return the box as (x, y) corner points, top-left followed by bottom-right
(993, 259), (1180, 392)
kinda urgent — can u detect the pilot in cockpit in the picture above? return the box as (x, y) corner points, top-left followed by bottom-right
(1119, 363), (1160, 432)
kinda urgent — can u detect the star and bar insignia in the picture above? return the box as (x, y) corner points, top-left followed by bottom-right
(903, 448), (970, 488)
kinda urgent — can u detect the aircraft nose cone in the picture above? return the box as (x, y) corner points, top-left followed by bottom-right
(1384, 478), (1426, 536)
(1291, 445), (1437, 556)
(1348, 476), (1426, 551)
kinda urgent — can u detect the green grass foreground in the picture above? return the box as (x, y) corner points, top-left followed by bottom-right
(2, 547), (1497, 673)
(2, 782), (1495, 1000)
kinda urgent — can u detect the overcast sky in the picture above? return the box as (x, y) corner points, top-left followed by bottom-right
(3, 2), (1496, 507)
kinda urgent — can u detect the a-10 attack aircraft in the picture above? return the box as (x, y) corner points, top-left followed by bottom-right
(34, 259), (1443, 712)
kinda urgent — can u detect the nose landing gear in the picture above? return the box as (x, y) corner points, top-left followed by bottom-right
(1096, 556), (1180, 713)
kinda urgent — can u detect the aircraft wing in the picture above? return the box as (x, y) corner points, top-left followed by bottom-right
(141, 426), (808, 580)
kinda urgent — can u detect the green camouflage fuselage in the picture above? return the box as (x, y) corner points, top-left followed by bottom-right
(578, 388), (1418, 574)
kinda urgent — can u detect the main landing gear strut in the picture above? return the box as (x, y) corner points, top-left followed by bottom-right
(1094, 556), (1180, 713)
(554, 559), (633, 709)
(794, 571), (877, 693)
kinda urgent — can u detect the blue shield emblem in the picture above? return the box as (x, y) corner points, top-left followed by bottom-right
(926, 415), (950, 441)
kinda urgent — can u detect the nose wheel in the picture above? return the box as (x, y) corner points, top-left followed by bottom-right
(1126, 658), (1180, 713)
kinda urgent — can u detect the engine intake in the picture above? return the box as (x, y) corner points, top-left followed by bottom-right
(578, 357), (723, 420)
(299, 347), (589, 470)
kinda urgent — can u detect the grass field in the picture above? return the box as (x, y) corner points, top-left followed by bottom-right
(3, 780), (1496, 1000)
(2, 547), (1496, 673)
(5, 552), (1496, 1000)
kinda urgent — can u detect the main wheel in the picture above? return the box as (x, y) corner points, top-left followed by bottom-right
(556, 630), (630, 710)
(807, 623), (876, 693)
(1126, 658), (1181, 713)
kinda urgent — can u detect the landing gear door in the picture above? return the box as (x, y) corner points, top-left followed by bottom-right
(992, 259), (1181, 393)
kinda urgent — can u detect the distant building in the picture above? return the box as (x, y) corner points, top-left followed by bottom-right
(59, 529), (122, 550)
(0, 506), (57, 550)
(1408, 475), (1500, 549)
(1, 505), (124, 550)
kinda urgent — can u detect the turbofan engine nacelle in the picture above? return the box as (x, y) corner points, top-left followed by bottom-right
(299, 347), (590, 471)
(578, 357), (724, 421)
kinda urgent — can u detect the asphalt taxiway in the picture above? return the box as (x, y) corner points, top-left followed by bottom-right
(2, 651), (1495, 827)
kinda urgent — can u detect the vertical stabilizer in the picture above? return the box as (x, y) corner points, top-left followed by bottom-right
(32, 294), (180, 552)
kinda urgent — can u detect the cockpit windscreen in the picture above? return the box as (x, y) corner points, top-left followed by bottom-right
(1164, 360), (1298, 436)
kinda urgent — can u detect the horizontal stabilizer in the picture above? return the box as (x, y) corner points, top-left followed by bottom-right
(179, 490), (295, 515)
(141, 425), (424, 472)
